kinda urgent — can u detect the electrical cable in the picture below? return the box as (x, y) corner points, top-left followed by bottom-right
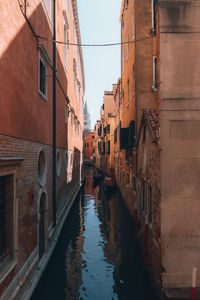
(37, 34), (153, 47)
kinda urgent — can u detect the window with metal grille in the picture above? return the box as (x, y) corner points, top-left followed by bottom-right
(152, 0), (158, 34)
(0, 175), (14, 265)
(153, 56), (158, 90)
(39, 57), (47, 98)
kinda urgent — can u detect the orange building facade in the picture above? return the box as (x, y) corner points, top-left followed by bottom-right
(0, 1), (84, 299)
(94, 90), (115, 176)
(84, 131), (95, 160)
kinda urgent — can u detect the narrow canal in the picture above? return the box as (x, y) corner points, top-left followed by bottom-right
(31, 168), (156, 300)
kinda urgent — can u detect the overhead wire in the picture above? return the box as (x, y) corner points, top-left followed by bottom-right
(36, 34), (153, 47)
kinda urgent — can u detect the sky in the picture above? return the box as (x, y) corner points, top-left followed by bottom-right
(77, 0), (122, 129)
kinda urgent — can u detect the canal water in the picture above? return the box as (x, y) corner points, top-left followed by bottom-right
(31, 168), (156, 300)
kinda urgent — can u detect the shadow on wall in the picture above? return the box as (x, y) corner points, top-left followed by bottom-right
(0, 2), (68, 148)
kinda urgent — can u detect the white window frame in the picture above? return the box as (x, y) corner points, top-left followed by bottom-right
(152, 56), (158, 91)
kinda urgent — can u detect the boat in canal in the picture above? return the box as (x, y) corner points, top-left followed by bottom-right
(103, 175), (116, 192)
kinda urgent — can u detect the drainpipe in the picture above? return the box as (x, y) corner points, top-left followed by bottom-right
(53, 0), (57, 227)
(134, 3), (138, 179)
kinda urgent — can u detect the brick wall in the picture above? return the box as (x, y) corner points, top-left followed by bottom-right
(0, 134), (80, 297)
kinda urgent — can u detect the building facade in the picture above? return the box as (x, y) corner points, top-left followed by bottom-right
(83, 131), (95, 161)
(94, 90), (115, 176)
(0, 0), (84, 299)
(120, 0), (200, 298)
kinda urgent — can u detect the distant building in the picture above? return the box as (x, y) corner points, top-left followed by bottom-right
(84, 131), (95, 161)
(84, 100), (91, 131)
(94, 89), (115, 176)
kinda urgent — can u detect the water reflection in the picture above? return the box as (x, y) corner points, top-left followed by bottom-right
(31, 167), (156, 300)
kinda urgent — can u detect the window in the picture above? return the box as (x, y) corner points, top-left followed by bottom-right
(0, 175), (14, 266)
(127, 80), (130, 106)
(122, 91), (125, 112)
(107, 141), (110, 154)
(87, 143), (89, 147)
(133, 65), (136, 96)
(73, 60), (77, 99)
(78, 85), (81, 107)
(103, 142), (105, 155)
(38, 149), (47, 187)
(73, 21), (76, 45)
(148, 184), (153, 223)
(65, 150), (68, 171)
(127, 36), (129, 59)
(153, 56), (158, 90)
(39, 54), (47, 99)
(65, 0), (70, 21)
(71, 113), (74, 128)
(42, 0), (52, 22)
(107, 124), (110, 134)
(75, 119), (78, 133)
(114, 128), (117, 144)
(127, 173), (130, 185)
(152, 0), (158, 34)
(142, 178), (146, 211)
(65, 105), (68, 123)
(56, 150), (61, 176)
(132, 14), (135, 40)
(64, 20), (69, 71)
(133, 176), (136, 191)
(77, 48), (79, 73)
(71, 152), (74, 168)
